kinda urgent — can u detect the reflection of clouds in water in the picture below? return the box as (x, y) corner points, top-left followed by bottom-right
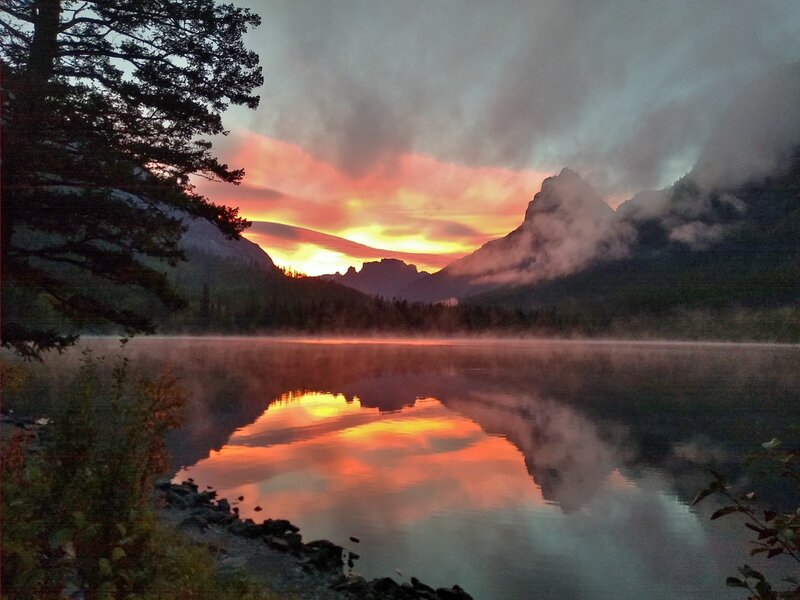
(25, 338), (800, 599)
(447, 389), (626, 512)
(176, 390), (733, 599)
(672, 438), (732, 464)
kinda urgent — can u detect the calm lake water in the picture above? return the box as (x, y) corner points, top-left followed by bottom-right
(41, 337), (800, 599)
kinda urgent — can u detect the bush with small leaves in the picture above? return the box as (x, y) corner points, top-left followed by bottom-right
(694, 437), (800, 599)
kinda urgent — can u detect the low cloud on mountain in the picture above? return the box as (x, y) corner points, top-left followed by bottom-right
(445, 169), (636, 287)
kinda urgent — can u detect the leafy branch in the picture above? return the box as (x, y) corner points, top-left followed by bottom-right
(693, 438), (800, 599)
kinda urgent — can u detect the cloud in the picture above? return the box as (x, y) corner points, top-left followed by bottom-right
(197, 4), (800, 278)
(668, 221), (734, 250)
(246, 221), (462, 275)
(693, 62), (800, 190)
(243, 0), (800, 197)
(447, 169), (635, 286)
(193, 130), (548, 273)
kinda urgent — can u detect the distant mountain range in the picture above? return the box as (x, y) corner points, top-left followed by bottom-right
(315, 63), (800, 320)
(318, 258), (429, 298)
(159, 61), (797, 341)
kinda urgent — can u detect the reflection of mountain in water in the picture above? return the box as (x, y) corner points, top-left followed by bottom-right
(64, 338), (800, 510)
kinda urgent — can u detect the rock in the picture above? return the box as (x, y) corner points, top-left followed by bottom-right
(227, 521), (247, 536)
(184, 492), (203, 508)
(243, 523), (265, 538)
(217, 555), (247, 573)
(179, 514), (208, 531)
(411, 577), (435, 594)
(435, 585), (474, 600)
(303, 539), (344, 573)
(333, 574), (370, 595)
(204, 509), (227, 524)
(266, 536), (290, 551)
(170, 484), (194, 497)
(372, 577), (400, 594)
(401, 582), (434, 599)
(198, 490), (216, 503)
(261, 518), (299, 536)
(166, 491), (189, 509)
(284, 532), (303, 550)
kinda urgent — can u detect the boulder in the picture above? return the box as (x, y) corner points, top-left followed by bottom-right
(435, 585), (474, 600)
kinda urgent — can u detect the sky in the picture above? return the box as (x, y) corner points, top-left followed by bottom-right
(194, 0), (800, 276)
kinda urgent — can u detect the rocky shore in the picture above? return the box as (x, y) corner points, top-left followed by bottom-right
(157, 479), (474, 600)
(1, 411), (474, 599)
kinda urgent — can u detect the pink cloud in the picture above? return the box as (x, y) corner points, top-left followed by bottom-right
(195, 129), (550, 274)
(246, 221), (461, 273)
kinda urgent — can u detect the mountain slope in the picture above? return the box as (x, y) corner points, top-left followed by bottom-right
(470, 150), (800, 317)
(401, 168), (633, 303)
(401, 63), (800, 319)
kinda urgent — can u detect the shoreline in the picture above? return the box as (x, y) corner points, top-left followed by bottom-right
(0, 414), (473, 599)
(157, 478), (474, 600)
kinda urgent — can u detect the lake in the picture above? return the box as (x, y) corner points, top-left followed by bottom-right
(43, 337), (800, 599)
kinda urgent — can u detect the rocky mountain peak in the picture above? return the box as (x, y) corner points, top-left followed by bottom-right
(524, 167), (613, 224)
(360, 258), (420, 277)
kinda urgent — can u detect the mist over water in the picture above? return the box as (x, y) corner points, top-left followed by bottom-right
(28, 337), (800, 599)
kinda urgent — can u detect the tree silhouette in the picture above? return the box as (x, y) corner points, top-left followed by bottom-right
(0, 0), (263, 357)
(199, 282), (211, 323)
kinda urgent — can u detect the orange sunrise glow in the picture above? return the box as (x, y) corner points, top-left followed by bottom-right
(194, 129), (548, 275)
(175, 392), (545, 527)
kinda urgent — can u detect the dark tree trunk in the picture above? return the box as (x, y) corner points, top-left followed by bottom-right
(2, 0), (61, 258)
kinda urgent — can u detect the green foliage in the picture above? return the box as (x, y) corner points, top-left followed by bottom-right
(0, 352), (272, 598)
(0, 0), (262, 357)
(694, 438), (800, 599)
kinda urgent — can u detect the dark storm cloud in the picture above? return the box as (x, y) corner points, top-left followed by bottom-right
(246, 0), (800, 197)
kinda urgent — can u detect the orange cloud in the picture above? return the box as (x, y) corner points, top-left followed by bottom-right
(244, 221), (462, 274)
(195, 129), (548, 275)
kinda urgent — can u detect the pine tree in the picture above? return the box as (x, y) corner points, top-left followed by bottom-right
(0, 0), (263, 357)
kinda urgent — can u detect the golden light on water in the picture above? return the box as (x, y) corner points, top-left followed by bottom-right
(175, 391), (545, 526)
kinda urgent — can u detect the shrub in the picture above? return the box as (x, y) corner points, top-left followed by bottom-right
(1, 351), (271, 599)
(693, 437), (800, 599)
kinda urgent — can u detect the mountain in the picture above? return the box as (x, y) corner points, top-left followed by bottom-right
(467, 64), (800, 318)
(180, 215), (275, 271)
(400, 168), (633, 303)
(162, 215), (370, 332)
(318, 258), (429, 298)
(394, 64), (800, 324)
(471, 153), (800, 317)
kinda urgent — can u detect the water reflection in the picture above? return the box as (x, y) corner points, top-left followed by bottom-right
(177, 393), (546, 525)
(173, 389), (733, 599)
(21, 337), (800, 599)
